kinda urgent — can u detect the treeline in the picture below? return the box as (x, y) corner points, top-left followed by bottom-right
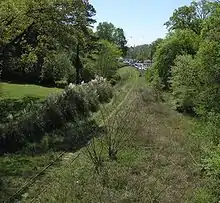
(0, 0), (127, 86)
(151, 0), (220, 117)
(149, 0), (220, 201)
(126, 38), (163, 61)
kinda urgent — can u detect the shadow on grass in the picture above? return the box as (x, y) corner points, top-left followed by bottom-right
(0, 118), (106, 202)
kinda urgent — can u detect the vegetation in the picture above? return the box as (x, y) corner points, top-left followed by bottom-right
(0, 0), (126, 86)
(126, 38), (163, 61)
(0, 77), (113, 154)
(147, 0), (220, 201)
(96, 22), (128, 56)
(1, 0), (220, 202)
(19, 70), (205, 203)
(0, 76), (113, 201)
(0, 83), (61, 99)
(0, 0), (129, 200)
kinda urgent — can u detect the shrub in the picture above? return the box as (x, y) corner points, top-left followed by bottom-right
(55, 80), (68, 88)
(110, 73), (121, 86)
(153, 29), (199, 88)
(0, 97), (41, 123)
(145, 67), (156, 83)
(0, 78), (113, 154)
(41, 52), (74, 85)
(171, 55), (198, 113)
(193, 40), (220, 116)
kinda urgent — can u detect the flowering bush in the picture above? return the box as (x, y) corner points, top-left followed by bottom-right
(0, 77), (113, 154)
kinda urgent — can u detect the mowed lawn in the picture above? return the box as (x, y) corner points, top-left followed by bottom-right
(0, 83), (62, 99)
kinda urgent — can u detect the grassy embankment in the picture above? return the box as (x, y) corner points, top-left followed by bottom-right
(0, 83), (62, 202)
(21, 68), (208, 203)
(0, 67), (135, 203)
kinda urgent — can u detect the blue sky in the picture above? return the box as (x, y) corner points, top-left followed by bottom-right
(90, 0), (192, 46)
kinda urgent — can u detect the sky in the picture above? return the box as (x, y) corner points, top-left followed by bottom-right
(90, 0), (192, 46)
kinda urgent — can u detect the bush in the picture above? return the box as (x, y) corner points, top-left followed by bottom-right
(0, 97), (41, 123)
(55, 80), (68, 88)
(41, 52), (74, 85)
(153, 30), (199, 88)
(193, 40), (220, 116)
(95, 40), (122, 80)
(0, 78), (113, 154)
(171, 55), (198, 113)
(82, 62), (96, 83)
(110, 73), (121, 86)
(145, 67), (156, 83)
(171, 41), (220, 116)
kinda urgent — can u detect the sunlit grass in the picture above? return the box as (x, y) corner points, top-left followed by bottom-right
(0, 83), (62, 99)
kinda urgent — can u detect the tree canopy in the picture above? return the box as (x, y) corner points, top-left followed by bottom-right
(96, 22), (128, 56)
(0, 0), (126, 86)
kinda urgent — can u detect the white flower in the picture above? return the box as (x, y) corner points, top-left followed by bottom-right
(91, 79), (98, 84)
(81, 81), (84, 84)
(68, 83), (75, 89)
(7, 114), (13, 120)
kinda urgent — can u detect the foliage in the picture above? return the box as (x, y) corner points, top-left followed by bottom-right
(96, 22), (128, 56)
(127, 38), (163, 61)
(152, 29), (199, 88)
(171, 35), (220, 116)
(164, 0), (212, 34)
(127, 44), (151, 61)
(0, 77), (113, 154)
(171, 55), (198, 113)
(41, 52), (74, 85)
(0, 0), (96, 85)
(95, 40), (122, 80)
(150, 38), (163, 59)
(151, 1), (220, 201)
(0, 96), (41, 124)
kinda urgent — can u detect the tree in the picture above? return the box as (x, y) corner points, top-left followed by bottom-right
(0, 0), (96, 85)
(95, 40), (122, 79)
(153, 29), (200, 88)
(201, 2), (220, 41)
(164, 0), (211, 34)
(150, 38), (163, 60)
(96, 22), (115, 43)
(126, 44), (151, 61)
(96, 22), (128, 56)
(171, 55), (198, 113)
(113, 28), (128, 56)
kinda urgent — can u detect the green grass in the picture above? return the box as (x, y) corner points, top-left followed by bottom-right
(2, 68), (211, 202)
(21, 70), (205, 202)
(0, 83), (63, 202)
(0, 152), (60, 202)
(0, 68), (136, 203)
(0, 83), (62, 100)
(94, 66), (138, 123)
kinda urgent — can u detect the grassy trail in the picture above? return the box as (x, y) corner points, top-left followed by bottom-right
(21, 68), (203, 203)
